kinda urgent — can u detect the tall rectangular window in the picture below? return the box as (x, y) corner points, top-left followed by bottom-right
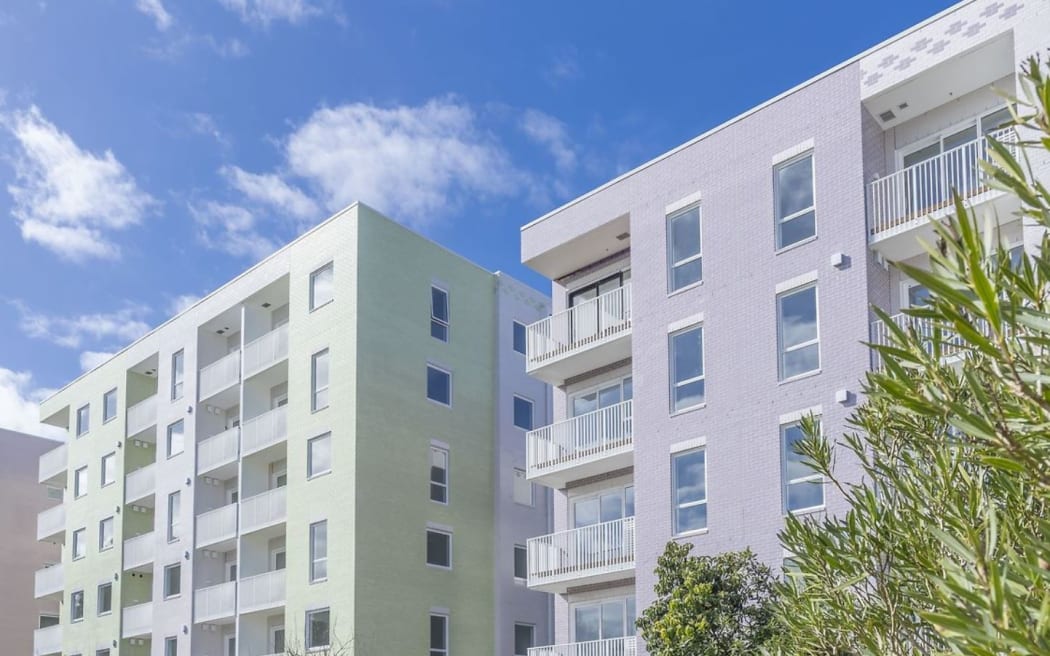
(164, 637), (177, 656)
(512, 321), (527, 355)
(310, 520), (328, 582)
(783, 420), (825, 513)
(513, 468), (533, 507)
(72, 528), (86, 560)
(70, 590), (84, 622)
(669, 325), (705, 413)
(306, 608), (330, 649)
(667, 204), (702, 292)
(97, 583), (112, 615)
(171, 350), (184, 400)
(74, 466), (88, 498)
(312, 349), (330, 411)
(98, 516), (114, 551)
(103, 389), (117, 423)
(310, 262), (334, 310)
(426, 365), (452, 406)
(76, 404), (90, 437)
(101, 453), (116, 487)
(513, 396), (534, 431)
(167, 491), (181, 542)
(307, 433), (332, 478)
(426, 529), (452, 568)
(672, 448), (707, 534)
(775, 153), (815, 249)
(514, 623), (535, 656)
(164, 563), (181, 598)
(431, 286), (450, 342)
(167, 420), (185, 458)
(777, 284), (820, 380)
(513, 545), (527, 580)
(430, 614), (449, 656)
(430, 446), (448, 504)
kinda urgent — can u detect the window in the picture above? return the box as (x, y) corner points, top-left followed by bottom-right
(310, 262), (334, 310)
(96, 650), (110, 656)
(70, 590), (84, 622)
(100, 453), (116, 487)
(431, 286), (450, 342)
(667, 204), (702, 292)
(513, 468), (533, 507)
(167, 420), (185, 458)
(74, 465), (88, 498)
(513, 396), (534, 431)
(171, 350), (184, 400)
(274, 549), (287, 570)
(672, 449), (707, 534)
(514, 623), (535, 656)
(164, 637), (177, 656)
(306, 608), (330, 649)
(76, 404), (90, 437)
(426, 364), (452, 406)
(310, 521), (328, 582)
(98, 516), (114, 551)
(47, 486), (63, 501)
(514, 545), (527, 581)
(775, 153), (815, 249)
(167, 491), (181, 542)
(426, 529), (452, 568)
(573, 597), (637, 642)
(72, 528), (86, 560)
(669, 325), (705, 412)
(103, 389), (117, 423)
(307, 433), (332, 478)
(312, 349), (330, 411)
(513, 321), (527, 355)
(164, 563), (181, 598)
(430, 446), (448, 503)
(39, 614), (59, 628)
(783, 420), (825, 513)
(97, 583), (112, 615)
(777, 284), (820, 380)
(430, 614), (449, 656)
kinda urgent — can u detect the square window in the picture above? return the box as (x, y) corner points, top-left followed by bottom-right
(775, 153), (816, 249)
(310, 263), (335, 310)
(98, 516), (114, 551)
(513, 468), (533, 507)
(72, 528), (86, 560)
(429, 446), (449, 503)
(76, 404), (90, 437)
(164, 637), (177, 656)
(669, 325), (705, 413)
(167, 420), (185, 458)
(74, 466), (88, 498)
(308, 433), (332, 478)
(101, 453), (116, 487)
(310, 520), (328, 582)
(306, 608), (330, 650)
(513, 321), (527, 355)
(97, 583), (112, 615)
(513, 544), (527, 580)
(96, 650), (110, 656)
(426, 365), (452, 406)
(167, 491), (181, 542)
(673, 448), (707, 534)
(431, 286), (450, 342)
(171, 350), (185, 400)
(777, 284), (820, 380)
(667, 204), (702, 292)
(426, 529), (452, 568)
(164, 563), (181, 598)
(103, 389), (118, 423)
(430, 614), (448, 656)
(312, 349), (330, 411)
(783, 420), (825, 513)
(514, 623), (535, 656)
(513, 396), (534, 431)
(70, 590), (84, 622)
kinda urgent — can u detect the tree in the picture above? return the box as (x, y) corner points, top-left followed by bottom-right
(637, 542), (781, 655)
(770, 56), (1050, 655)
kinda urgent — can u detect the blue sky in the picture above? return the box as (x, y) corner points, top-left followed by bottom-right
(0, 0), (953, 435)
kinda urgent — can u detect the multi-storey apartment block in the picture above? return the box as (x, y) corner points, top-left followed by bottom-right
(518, 1), (1050, 654)
(31, 203), (553, 656)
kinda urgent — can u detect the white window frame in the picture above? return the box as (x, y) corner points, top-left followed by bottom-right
(171, 350), (184, 401)
(72, 528), (86, 560)
(70, 589), (84, 622)
(96, 582), (112, 616)
(429, 613), (449, 656)
(774, 151), (816, 250)
(514, 622), (536, 656)
(103, 389), (118, 424)
(307, 433), (332, 479)
(166, 420), (185, 459)
(76, 404), (90, 437)
(164, 637), (177, 656)
(163, 562), (181, 599)
(167, 491), (181, 542)
(777, 283), (821, 381)
(431, 285), (450, 342)
(512, 320), (527, 355)
(512, 395), (534, 431)
(309, 262), (335, 311)
(74, 465), (88, 498)
(569, 374), (633, 417)
(672, 448), (708, 535)
(782, 419), (825, 514)
(426, 528), (453, 570)
(513, 544), (528, 582)
(429, 445), (449, 505)
(100, 453), (116, 488)
(311, 348), (330, 412)
(569, 484), (635, 528)
(426, 364), (452, 408)
(310, 520), (328, 583)
(513, 467), (533, 507)
(305, 607), (331, 650)
(667, 203), (703, 293)
(569, 596), (636, 643)
(98, 516), (114, 552)
(669, 324), (705, 414)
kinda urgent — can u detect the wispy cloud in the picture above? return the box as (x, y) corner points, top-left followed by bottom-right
(221, 165), (319, 220)
(135, 0), (173, 31)
(0, 367), (64, 438)
(189, 200), (277, 261)
(13, 300), (152, 349)
(168, 293), (203, 316)
(79, 350), (115, 372)
(217, 0), (330, 26)
(521, 109), (576, 173)
(545, 47), (581, 85)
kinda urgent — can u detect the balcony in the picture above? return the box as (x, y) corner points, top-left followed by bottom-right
(241, 487), (287, 535)
(195, 581), (236, 624)
(527, 400), (633, 488)
(197, 426), (240, 478)
(242, 406), (287, 457)
(869, 313), (993, 369)
(38, 443), (67, 486)
(868, 128), (1019, 260)
(529, 637), (638, 656)
(238, 570), (286, 614)
(37, 504), (65, 542)
(196, 503), (238, 550)
(34, 564), (63, 599)
(123, 532), (155, 572)
(528, 516), (635, 594)
(526, 285), (632, 385)
(122, 601), (153, 638)
(199, 350), (241, 403)
(126, 395), (158, 439)
(244, 324), (289, 378)
(125, 464), (156, 506)
(33, 624), (61, 656)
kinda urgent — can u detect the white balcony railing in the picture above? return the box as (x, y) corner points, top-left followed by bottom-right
(869, 312), (997, 368)
(196, 503), (238, 548)
(528, 516), (635, 588)
(242, 406), (288, 455)
(123, 532), (155, 570)
(37, 504), (65, 541)
(243, 324), (289, 377)
(527, 400), (632, 478)
(241, 487), (287, 534)
(197, 426), (240, 475)
(33, 624), (61, 656)
(126, 395), (158, 437)
(34, 564), (63, 598)
(239, 569), (286, 613)
(38, 443), (67, 484)
(200, 350), (241, 401)
(122, 601), (153, 638)
(869, 128), (1018, 239)
(195, 581), (236, 623)
(527, 285), (632, 369)
(529, 637), (638, 656)
(125, 464), (156, 503)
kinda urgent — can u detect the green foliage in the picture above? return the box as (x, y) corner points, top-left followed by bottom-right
(770, 57), (1050, 655)
(637, 542), (780, 655)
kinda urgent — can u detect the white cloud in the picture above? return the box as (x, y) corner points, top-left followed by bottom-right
(217, 0), (325, 25)
(190, 200), (277, 260)
(135, 0), (173, 31)
(79, 350), (115, 372)
(14, 300), (152, 349)
(521, 109), (576, 173)
(0, 368), (64, 439)
(221, 165), (319, 220)
(187, 112), (230, 149)
(3, 106), (156, 261)
(546, 48), (581, 84)
(168, 293), (202, 316)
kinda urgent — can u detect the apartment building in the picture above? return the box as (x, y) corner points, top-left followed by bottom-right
(517, 1), (1050, 654)
(30, 202), (553, 656)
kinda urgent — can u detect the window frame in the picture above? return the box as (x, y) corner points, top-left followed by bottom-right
(671, 447), (708, 536)
(776, 283), (821, 381)
(512, 395), (535, 431)
(163, 562), (181, 599)
(430, 284), (450, 342)
(512, 320), (527, 355)
(100, 452), (116, 487)
(167, 491), (181, 543)
(166, 419), (185, 459)
(74, 465), (88, 498)
(666, 203), (703, 293)
(164, 637), (177, 656)
(513, 467), (534, 507)
(309, 262), (335, 311)
(98, 516), (114, 552)
(425, 364), (453, 407)
(70, 589), (84, 622)
(514, 622), (536, 656)
(72, 528), (87, 561)
(429, 613), (449, 656)
(171, 350), (184, 401)
(669, 324), (705, 414)
(96, 582), (113, 616)
(103, 389), (118, 424)
(429, 445), (449, 505)
(76, 404), (90, 437)
(425, 528), (453, 570)
(781, 419), (826, 514)
(307, 433), (332, 479)
(311, 348), (330, 412)
(305, 608), (331, 650)
(310, 520), (328, 583)
(774, 151), (816, 250)
(513, 544), (528, 582)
